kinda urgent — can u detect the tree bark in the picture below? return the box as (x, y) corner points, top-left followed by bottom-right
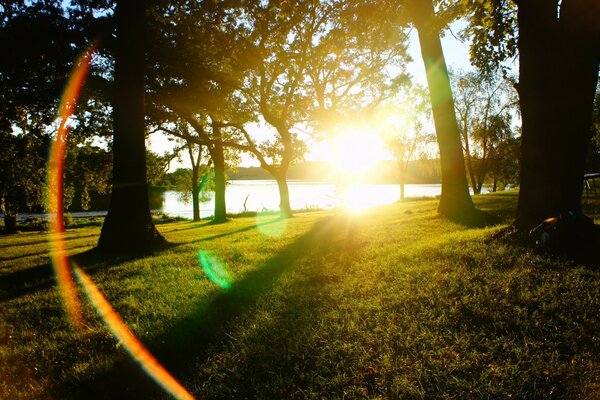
(275, 173), (293, 218)
(399, 161), (406, 202)
(3, 214), (17, 234)
(211, 139), (227, 224)
(191, 166), (200, 222)
(410, 0), (476, 219)
(97, 0), (165, 253)
(514, 0), (600, 230)
(463, 139), (479, 195)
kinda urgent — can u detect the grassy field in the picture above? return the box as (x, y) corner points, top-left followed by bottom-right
(1, 191), (599, 399)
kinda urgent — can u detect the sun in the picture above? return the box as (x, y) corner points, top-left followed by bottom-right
(331, 129), (389, 180)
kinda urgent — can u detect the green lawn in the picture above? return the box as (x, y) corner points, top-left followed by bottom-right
(1, 191), (599, 399)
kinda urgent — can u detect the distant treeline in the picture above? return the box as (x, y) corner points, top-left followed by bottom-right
(227, 160), (442, 184)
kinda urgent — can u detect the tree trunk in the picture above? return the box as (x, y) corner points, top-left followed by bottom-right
(411, 0), (476, 219)
(97, 0), (165, 253)
(399, 167), (406, 202)
(463, 139), (479, 195)
(275, 174), (293, 218)
(191, 166), (200, 222)
(3, 214), (17, 234)
(211, 139), (227, 224)
(514, 0), (600, 230)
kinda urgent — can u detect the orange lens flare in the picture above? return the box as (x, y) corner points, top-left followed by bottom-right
(47, 43), (195, 399)
(47, 44), (96, 328)
(73, 265), (195, 400)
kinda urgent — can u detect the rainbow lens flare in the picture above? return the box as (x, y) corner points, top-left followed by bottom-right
(47, 44), (96, 328)
(46, 43), (194, 400)
(72, 265), (194, 400)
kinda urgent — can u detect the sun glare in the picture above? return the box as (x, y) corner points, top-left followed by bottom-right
(331, 129), (389, 180)
(329, 128), (394, 213)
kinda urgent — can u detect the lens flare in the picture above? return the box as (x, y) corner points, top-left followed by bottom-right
(47, 44), (97, 328)
(198, 251), (233, 289)
(73, 265), (194, 400)
(255, 213), (287, 238)
(46, 43), (195, 399)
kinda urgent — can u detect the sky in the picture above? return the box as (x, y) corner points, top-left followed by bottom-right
(147, 22), (475, 169)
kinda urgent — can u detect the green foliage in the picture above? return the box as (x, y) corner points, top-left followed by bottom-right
(452, 69), (520, 192)
(458, 0), (518, 75)
(161, 167), (214, 204)
(64, 144), (112, 211)
(380, 85), (433, 169)
(0, 132), (48, 216)
(587, 88), (600, 172)
(145, 149), (173, 186)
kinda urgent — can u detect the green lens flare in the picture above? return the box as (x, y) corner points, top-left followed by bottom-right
(198, 251), (232, 289)
(255, 213), (287, 238)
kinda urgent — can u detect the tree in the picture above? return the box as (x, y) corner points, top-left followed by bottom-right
(586, 88), (600, 172)
(514, 1), (600, 229)
(167, 122), (214, 222)
(64, 143), (112, 211)
(452, 69), (519, 194)
(407, 0), (477, 220)
(305, 1), (410, 137)
(146, 0), (249, 223)
(162, 166), (213, 221)
(0, 133), (48, 233)
(230, 0), (316, 218)
(379, 86), (433, 201)
(0, 2), (77, 233)
(464, 0), (600, 230)
(97, 0), (165, 252)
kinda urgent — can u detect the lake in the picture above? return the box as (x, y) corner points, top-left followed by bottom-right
(162, 180), (452, 219)
(8, 181), (490, 221)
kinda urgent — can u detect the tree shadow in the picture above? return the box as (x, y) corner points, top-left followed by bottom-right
(0, 233), (99, 250)
(444, 207), (503, 228)
(55, 213), (360, 399)
(0, 239), (182, 303)
(188, 217), (283, 244)
(0, 262), (54, 302)
(158, 220), (213, 234)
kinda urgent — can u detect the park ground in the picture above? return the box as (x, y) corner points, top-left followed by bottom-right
(1, 190), (599, 399)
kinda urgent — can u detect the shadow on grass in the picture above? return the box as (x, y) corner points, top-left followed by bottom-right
(56, 213), (359, 399)
(158, 220), (213, 234)
(0, 216), (283, 304)
(445, 207), (503, 228)
(0, 233), (99, 250)
(0, 263), (54, 302)
(189, 217), (282, 243)
(0, 240), (181, 303)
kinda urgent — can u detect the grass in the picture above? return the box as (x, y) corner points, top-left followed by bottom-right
(1, 190), (599, 399)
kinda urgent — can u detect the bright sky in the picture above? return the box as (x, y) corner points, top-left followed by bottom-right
(147, 22), (474, 169)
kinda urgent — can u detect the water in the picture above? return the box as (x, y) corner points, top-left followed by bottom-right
(162, 180), (448, 219)
(6, 181), (489, 221)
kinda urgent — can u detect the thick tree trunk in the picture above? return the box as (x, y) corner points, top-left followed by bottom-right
(97, 0), (165, 253)
(275, 174), (293, 218)
(514, 0), (600, 230)
(3, 214), (17, 234)
(411, 0), (476, 219)
(211, 140), (227, 224)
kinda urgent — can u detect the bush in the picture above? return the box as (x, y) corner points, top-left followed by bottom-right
(20, 217), (49, 231)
